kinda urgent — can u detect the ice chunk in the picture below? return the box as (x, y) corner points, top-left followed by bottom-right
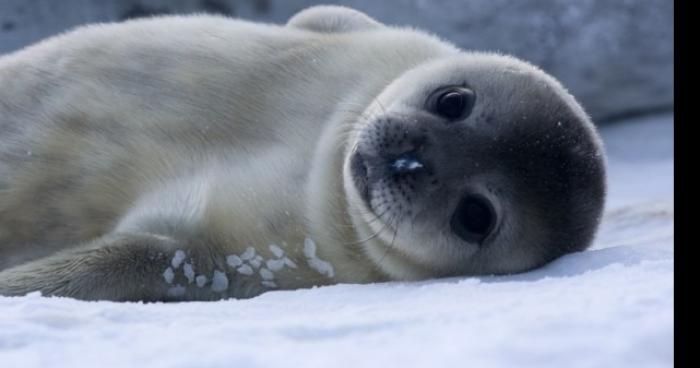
(266, 259), (285, 272)
(226, 255), (243, 267)
(171, 250), (186, 269)
(240, 247), (256, 260)
(183, 263), (195, 283)
(162, 267), (175, 284)
(269, 244), (284, 258)
(195, 275), (208, 288)
(249, 258), (262, 269)
(303, 238), (317, 258)
(211, 270), (229, 292)
(303, 237), (334, 277)
(308, 258), (334, 278)
(237, 264), (254, 276)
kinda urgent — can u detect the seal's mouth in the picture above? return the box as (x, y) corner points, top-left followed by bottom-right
(350, 151), (371, 205)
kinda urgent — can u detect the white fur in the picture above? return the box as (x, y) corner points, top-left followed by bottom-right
(0, 6), (597, 300)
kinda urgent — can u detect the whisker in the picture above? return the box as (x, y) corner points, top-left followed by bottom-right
(376, 211), (402, 267)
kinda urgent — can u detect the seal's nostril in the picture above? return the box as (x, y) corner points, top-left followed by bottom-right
(450, 194), (497, 245)
(390, 155), (424, 174)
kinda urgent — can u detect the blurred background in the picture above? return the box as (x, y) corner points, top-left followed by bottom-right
(0, 0), (673, 125)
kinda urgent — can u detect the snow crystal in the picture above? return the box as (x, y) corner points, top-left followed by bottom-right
(211, 270), (229, 292)
(259, 268), (275, 280)
(226, 255), (243, 267)
(269, 244), (284, 258)
(240, 247), (256, 260)
(195, 275), (207, 288)
(171, 250), (186, 269)
(183, 263), (195, 283)
(162, 267), (175, 284)
(266, 259), (285, 272)
(236, 264), (254, 276)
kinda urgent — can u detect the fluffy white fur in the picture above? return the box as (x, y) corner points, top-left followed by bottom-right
(0, 6), (602, 301)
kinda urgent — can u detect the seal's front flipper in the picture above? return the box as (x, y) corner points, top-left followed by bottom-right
(0, 232), (226, 301)
(287, 5), (384, 33)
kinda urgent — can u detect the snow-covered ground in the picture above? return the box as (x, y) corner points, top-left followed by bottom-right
(0, 114), (674, 368)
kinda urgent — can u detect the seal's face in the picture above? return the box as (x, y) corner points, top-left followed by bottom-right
(343, 54), (606, 280)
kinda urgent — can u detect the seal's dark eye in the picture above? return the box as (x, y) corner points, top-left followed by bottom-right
(450, 194), (496, 244)
(431, 87), (476, 121)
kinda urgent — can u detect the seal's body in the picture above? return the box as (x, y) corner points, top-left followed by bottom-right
(0, 6), (606, 301)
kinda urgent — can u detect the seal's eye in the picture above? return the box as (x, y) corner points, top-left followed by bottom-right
(430, 87), (476, 121)
(450, 194), (496, 244)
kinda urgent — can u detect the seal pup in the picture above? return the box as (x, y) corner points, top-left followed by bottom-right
(0, 6), (606, 301)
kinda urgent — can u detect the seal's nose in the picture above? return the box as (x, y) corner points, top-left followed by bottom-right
(450, 193), (498, 245)
(389, 153), (425, 175)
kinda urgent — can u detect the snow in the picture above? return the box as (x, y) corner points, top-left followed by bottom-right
(170, 250), (186, 269)
(249, 256), (263, 269)
(210, 271), (229, 293)
(226, 254), (243, 267)
(302, 237), (318, 259)
(269, 244), (285, 258)
(161, 267), (174, 284)
(236, 264), (254, 276)
(0, 114), (673, 368)
(266, 259), (286, 272)
(240, 247), (256, 261)
(195, 275), (207, 288)
(259, 268), (275, 281)
(182, 263), (195, 283)
(303, 238), (336, 278)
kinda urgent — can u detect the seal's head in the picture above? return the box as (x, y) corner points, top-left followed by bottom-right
(343, 53), (606, 280)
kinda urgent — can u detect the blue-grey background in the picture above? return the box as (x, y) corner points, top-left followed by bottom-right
(0, 0), (673, 124)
